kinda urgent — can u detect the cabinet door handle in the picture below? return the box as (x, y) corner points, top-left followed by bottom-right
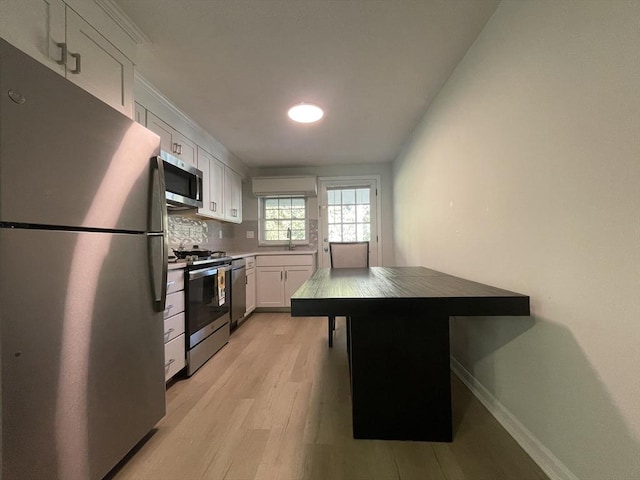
(56, 42), (67, 65)
(165, 358), (175, 369)
(285, 270), (288, 281)
(172, 143), (179, 154)
(69, 52), (81, 74)
(210, 201), (215, 211)
(177, 144), (182, 154)
(280, 271), (283, 281)
(213, 202), (217, 212)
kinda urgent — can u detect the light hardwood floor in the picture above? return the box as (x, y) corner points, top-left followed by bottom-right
(108, 313), (549, 480)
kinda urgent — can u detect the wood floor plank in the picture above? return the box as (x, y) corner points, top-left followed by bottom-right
(109, 313), (549, 480)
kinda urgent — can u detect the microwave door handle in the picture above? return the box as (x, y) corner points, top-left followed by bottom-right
(148, 156), (168, 312)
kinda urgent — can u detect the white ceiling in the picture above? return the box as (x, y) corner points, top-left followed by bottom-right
(114, 0), (499, 168)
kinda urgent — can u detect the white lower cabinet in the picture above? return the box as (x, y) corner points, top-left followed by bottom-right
(256, 266), (286, 307)
(164, 268), (186, 381)
(245, 256), (256, 315)
(164, 290), (185, 320)
(164, 333), (185, 381)
(256, 255), (315, 308)
(283, 267), (312, 305)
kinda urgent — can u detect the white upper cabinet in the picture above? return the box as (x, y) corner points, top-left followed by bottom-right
(197, 147), (225, 221)
(196, 147), (242, 224)
(65, 8), (133, 117)
(210, 157), (225, 219)
(224, 167), (242, 224)
(0, 0), (135, 117)
(147, 112), (197, 166)
(0, 0), (66, 74)
(134, 102), (146, 125)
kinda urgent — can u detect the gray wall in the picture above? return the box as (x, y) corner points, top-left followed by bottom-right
(392, 1), (639, 479)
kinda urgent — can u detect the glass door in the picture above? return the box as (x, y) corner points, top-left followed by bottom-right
(318, 177), (380, 267)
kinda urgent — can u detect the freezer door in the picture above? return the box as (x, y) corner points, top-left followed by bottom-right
(0, 228), (166, 480)
(0, 39), (161, 231)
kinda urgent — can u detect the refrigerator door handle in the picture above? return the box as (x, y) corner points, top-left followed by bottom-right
(149, 156), (168, 311)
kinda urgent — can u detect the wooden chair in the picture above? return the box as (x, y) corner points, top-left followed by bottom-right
(327, 241), (369, 347)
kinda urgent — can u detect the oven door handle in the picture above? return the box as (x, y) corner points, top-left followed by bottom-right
(188, 264), (232, 280)
(188, 267), (219, 280)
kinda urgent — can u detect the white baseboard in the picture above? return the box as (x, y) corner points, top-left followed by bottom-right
(450, 357), (579, 480)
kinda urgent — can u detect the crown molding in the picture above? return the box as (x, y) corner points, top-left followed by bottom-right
(94, 0), (151, 44)
(134, 72), (247, 176)
(135, 72), (199, 133)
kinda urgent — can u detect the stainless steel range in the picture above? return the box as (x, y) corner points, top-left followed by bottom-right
(182, 254), (233, 375)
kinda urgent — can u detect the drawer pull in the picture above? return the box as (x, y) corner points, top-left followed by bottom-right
(164, 304), (174, 315)
(167, 280), (176, 287)
(164, 327), (175, 340)
(165, 358), (175, 369)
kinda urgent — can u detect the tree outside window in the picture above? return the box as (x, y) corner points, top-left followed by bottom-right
(262, 197), (307, 242)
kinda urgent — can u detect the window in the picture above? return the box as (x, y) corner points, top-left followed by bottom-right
(260, 197), (308, 244)
(327, 187), (371, 242)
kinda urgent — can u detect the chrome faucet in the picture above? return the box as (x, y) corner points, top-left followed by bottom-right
(287, 228), (296, 251)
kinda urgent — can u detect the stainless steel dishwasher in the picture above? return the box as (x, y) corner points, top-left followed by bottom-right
(230, 257), (246, 331)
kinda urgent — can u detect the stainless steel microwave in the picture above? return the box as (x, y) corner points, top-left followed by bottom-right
(158, 151), (203, 209)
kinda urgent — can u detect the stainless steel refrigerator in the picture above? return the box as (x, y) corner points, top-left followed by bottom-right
(0, 39), (167, 479)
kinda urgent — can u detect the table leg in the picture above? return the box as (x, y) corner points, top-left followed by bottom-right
(349, 313), (452, 442)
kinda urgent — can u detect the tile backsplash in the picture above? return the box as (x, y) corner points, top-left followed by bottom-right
(168, 212), (317, 254)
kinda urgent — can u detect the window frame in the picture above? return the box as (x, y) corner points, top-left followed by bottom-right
(258, 195), (310, 246)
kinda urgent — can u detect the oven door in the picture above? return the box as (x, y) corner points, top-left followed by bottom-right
(186, 264), (231, 348)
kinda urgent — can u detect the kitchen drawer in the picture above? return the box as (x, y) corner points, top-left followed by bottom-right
(256, 254), (314, 267)
(164, 290), (185, 319)
(167, 269), (185, 294)
(164, 333), (186, 381)
(246, 256), (255, 269)
(164, 312), (185, 343)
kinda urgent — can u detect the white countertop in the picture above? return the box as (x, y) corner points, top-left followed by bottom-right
(228, 250), (317, 259)
(167, 250), (317, 267)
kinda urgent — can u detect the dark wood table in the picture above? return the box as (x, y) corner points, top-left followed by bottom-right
(290, 266), (530, 442)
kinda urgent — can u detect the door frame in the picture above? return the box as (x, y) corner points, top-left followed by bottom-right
(317, 175), (382, 268)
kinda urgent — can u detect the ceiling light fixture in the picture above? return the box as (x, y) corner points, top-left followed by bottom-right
(287, 103), (324, 123)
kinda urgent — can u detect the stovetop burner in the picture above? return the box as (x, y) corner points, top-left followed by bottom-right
(170, 246), (228, 262)
(168, 251), (232, 266)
